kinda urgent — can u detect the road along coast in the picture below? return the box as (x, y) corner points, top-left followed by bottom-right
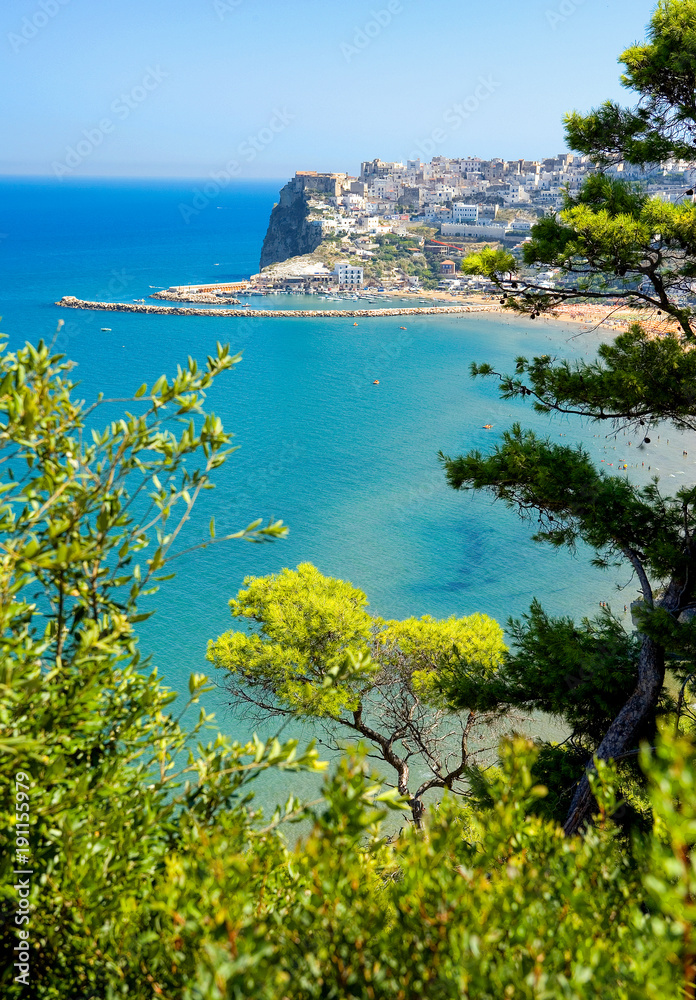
(56, 296), (497, 318)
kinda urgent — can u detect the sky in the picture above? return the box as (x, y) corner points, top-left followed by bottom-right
(1, 0), (659, 181)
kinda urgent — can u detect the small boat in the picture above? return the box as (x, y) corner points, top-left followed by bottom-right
(373, 380), (380, 385)
(101, 327), (111, 331)
(353, 322), (358, 326)
(400, 326), (407, 330)
(483, 424), (493, 429)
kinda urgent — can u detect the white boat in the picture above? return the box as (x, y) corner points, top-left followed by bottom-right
(101, 327), (111, 331)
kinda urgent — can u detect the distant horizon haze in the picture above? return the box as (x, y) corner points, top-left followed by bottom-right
(2, 0), (658, 181)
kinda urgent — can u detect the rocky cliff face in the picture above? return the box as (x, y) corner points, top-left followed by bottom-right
(259, 179), (324, 269)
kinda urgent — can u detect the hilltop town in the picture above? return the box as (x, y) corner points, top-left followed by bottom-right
(152, 153), (696, 309)
(245, 154), (696, 297)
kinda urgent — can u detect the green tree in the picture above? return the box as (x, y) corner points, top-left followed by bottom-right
(0, 331), (324, 995)
(565, 0), (696, 166)
(439, 418), (696, 831)
(462, 175), (696, 338)
(192, 730), (696, 999)
(448, 0), (696, 834)
(208, 563), (507, 825)
(462, 1), (696, 338)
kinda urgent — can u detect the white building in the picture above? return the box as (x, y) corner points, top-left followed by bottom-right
(452, 203), (479, 223)
(310, 217), (340, 235)
(440, 222), (509, 239)
(426, 184), (460, 203)
(357, 216), (383, 232)
(538, 189), (564, 208)
(370, 178), (398, 200)
(503, 185), (531, 205)
(334, 263), (364, 287)
(341, 193), (366, 211)
(425, 206), (452, 222)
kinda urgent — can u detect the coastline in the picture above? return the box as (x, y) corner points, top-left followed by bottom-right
(56, 291), (679, 336)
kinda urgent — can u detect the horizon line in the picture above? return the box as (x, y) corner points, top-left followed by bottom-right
(0, 171), (292, 183)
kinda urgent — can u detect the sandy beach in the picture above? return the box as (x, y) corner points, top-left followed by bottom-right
(407, 290), (682, 337)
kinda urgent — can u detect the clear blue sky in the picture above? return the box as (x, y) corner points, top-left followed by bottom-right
(1, 0), (658, 180)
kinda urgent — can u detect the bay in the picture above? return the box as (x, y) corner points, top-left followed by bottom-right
(2, 177), (689, 813)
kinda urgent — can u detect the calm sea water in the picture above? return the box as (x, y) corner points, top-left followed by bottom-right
(2, 178), (690, 811)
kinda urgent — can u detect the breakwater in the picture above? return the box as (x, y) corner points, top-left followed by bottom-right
(150, 290), (242, 304)
(56, 296), (493, 319)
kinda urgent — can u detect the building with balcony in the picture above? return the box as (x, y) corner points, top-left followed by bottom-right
(334, 263), (364, 286)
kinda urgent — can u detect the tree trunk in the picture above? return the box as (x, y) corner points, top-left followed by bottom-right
(563, 634), (665, 836)
(409, 797), (425, 829)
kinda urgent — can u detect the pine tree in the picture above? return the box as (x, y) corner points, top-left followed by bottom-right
(446, 0), (696, 834)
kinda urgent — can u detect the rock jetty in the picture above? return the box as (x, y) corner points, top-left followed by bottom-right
(150, 290), (241, 304)
(56, 296), (492, 319)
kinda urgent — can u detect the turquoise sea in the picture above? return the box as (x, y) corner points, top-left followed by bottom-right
(2, 178), (691, 811)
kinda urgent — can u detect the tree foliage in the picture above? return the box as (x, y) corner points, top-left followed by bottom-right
(442, 598), (643, 744)
(463, 175), (696, 337)
(208, 562), (507, 823)
(471, 323), (696, 431)
(565, 0), (696, 165)
(449, 0), (696, 836)
(0, 332), (324, 995)
(186, 734), (696, 1000)
(463, 3), (696, 337)
(440, 409), (696, 833)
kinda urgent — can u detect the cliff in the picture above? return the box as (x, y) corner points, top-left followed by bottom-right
(260, 180), (323, 269)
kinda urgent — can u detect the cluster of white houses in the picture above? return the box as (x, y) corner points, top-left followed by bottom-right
(358, 154), (696, 215)
(241, 155), (696, 294)
(291, 154), (696, 243)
